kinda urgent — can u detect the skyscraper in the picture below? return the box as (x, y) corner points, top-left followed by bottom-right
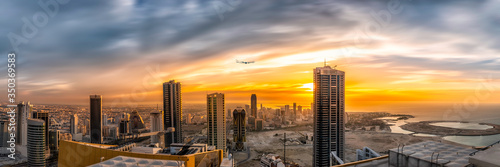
(90, 95), (102, 144)
(251, 94), (257, 118)
(207, 93), (226, 150)
(0, 120), (8, 147)
(119, 118), (130, 134)
(293, 103), (297, 119)
(255, 119), (263, 131)
(244, 105), (250, 117)
(163, 80), (182, 146)
(49, 130), (60, 153)
(150, 110), (163, 144)
(17, 101), (32, 146)
(70, 114), (78, 134)
(27, 118), (46, 167)
(102, 114), (108, 126)
(298, 105), (303, 116)
(284, 105), (290, 120)
(313, 65), (345, 166)
(32, 111), (49, 148)
(233, 107), (246, 151)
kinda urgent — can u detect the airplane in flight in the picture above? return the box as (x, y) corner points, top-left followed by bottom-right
(236, 60), (255, 64)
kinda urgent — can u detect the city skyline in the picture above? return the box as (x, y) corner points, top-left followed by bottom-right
(1, 1), (499, 108)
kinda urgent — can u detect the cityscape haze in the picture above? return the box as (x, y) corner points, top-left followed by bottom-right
(0, 1), (499, 167)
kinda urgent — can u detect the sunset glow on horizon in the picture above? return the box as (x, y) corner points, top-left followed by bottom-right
(1, 0), (498, 109)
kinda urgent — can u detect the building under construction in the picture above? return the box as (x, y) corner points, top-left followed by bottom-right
(232, 107), (246, 151)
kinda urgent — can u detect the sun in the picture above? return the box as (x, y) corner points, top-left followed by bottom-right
(300, 83), (314, 92)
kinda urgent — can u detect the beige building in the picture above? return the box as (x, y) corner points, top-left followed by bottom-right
(207, 93), (226, 151)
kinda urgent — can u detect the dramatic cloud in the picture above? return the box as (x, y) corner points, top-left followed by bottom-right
(0, 0), (498, 107)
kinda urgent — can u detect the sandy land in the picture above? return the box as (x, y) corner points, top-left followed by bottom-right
(400, 121), (500, 136)
(235, 127), (469, 167)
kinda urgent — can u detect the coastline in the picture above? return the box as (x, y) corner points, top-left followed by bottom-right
(400, 121), (500, 136)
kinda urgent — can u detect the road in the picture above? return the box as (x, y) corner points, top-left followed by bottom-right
(236, 147), (252, 165)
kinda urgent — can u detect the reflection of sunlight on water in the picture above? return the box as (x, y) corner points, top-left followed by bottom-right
(413, 133), (437, 137)
(378, 116), (415, 134)
(377, 116), (401, 120)
(389, 119), (414, 134)
(379, 116), (500, 147)
(430, 122), (492, 130)
(442, 134), (500, 147)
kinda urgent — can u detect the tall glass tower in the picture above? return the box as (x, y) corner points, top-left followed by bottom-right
(27, 118), (46, 167)
(251, 94), (257, 118)
(90, 95), (102, 144)
(17, 101), (32, 146)
(70, 114), (78, 134)
(32, 111), (49, 148)
(163, 80), (182, 146)
(313, 66), (345, 166)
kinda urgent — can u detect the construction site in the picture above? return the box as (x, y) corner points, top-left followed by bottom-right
(232, 124), (466, 167)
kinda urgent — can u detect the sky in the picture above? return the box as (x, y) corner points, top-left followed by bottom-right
(0, 0), (499, 109)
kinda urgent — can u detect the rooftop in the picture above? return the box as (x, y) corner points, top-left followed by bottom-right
(88, 156), (184, 167)
(388, 141), (474, 166)
(469, 144), (500, 167)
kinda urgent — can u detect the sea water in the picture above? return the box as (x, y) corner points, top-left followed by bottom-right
(352, 102), (500, 147)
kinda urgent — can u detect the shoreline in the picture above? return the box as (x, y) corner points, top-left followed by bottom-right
(400, 121), (500, 136)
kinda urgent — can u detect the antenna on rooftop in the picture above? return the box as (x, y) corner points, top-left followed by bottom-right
(324, 58), (327, 66)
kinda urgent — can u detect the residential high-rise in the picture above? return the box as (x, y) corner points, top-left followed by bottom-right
(293, 103), (297, 119)
(0, 120), (8, 147)
(298, 105), (303, 116)
(227, 109), (232, 120)
(102, 114), (108, 126)
(244, 105), (250, 117)
(17, 101), (32, 146)
(49, 130), (60, 153)
(207, 93), (226, 150)
(233, 107), (246, 151)
(150, 110), (162, 143)
(311, 102), (314, 116)
(187, 113), (192, 124)
(251, 94), (257, 118)
(163, 80), (183, 146)
(70, 114), (78, 134)
(284, 105), (290, 120)
(313, 65), (345, 166)
(119, 119), (130, 134)
(280, 109), (286, 124)
(90, 95), (103, 144)
(32, 111), (49, 149)
(255, 119), (263, 131)
(27, 118), (46, 167)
